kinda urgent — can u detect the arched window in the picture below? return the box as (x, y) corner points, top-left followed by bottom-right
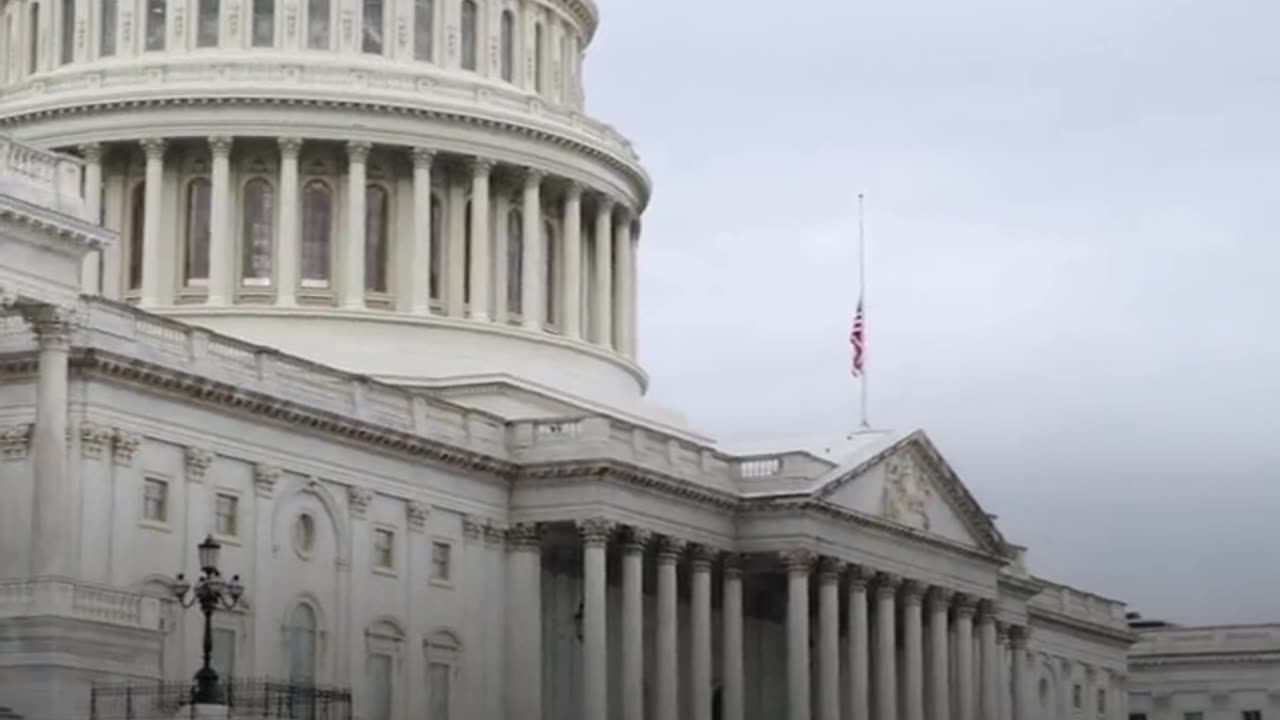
(462, 200), (472, 303)
(533, 23), (544, 93)
(144, 0), (165, 51)
(241, 178), (275, 285)
(506, 208), (522, 316)
(184, 179), (212, 285)
(543, 220), (556, 326)
(306, 0), (329, 48)
(499, 10), (514, 82)
(99, 0), (117, 56)
(128, 183), (145, 290)
(412, 0), (431, 61)
(425, 630), (460, 720)
(301, 180), (332, 287)
(428, 194), (442, 300)
(287, 604), (318, 682)
(196, 0), (219, 47)
(252, 0), (274, 46)
(28, 3), (39, 72)
(60, 0), (75, 64)
(364, 184), (389, 292)
(360, 0), (382, 54)
(459, 0), (477, 71)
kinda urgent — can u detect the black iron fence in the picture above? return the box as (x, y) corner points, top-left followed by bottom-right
(89, 679), (352, 720)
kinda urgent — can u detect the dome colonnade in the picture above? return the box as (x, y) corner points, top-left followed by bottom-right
(76, 136), (640, 357)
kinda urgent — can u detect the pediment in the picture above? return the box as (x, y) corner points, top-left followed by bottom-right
(814, 431), (1006, 555)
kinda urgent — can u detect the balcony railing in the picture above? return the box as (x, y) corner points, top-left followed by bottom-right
(89, 679), (353, 720)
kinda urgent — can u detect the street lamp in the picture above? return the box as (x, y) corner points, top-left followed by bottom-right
(172, 535), (245, 705)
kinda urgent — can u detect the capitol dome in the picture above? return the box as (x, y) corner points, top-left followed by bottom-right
(0, 0), (652, 411)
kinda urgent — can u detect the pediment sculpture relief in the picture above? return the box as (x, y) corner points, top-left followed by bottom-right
(880, 452), (932, 531)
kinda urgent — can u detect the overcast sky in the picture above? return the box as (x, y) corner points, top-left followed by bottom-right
(584, 0), (1280, 624)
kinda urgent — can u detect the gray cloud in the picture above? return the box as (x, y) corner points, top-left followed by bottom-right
(586, 0), (1280, 623)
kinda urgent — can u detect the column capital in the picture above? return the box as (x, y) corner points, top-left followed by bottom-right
(78, 143), (102, 162)
(346, 141), (372, 162)
(689, 543), (719, 571)
(278, 137), (303, 158)
(577, 517), (615, 547)
(507, 521), (542, 550)
(252, 463), (280, 498)
(997, 622), (1011, 643)
(140, 138), (166, 160)
(874, 572), (901, 598)
(722, 552), (746, 579)
(412, 147), (437, 169)
(847, 564), (875, 591)
(619, 526), (652, 553)
(209, 136), (233, 157)
(407, 500), (429, 532)
(780, 549), (816, 575)
(469, 156), (497, 176)
(817, 556), (844, 583)
(899, 578), (926, 605)
(595, 194), (616, 213)
(23, 305), (78, 350)
(926, 586), (953, 610)
(954, 593), (978, 619)
(655, 535), (686, 563)
(522, 167), (546, 188)
(183, 446), (213, 482)
(976, 598), (998, 622)
(564, 180), (584, 201)
(1009, 624), (1030, 648)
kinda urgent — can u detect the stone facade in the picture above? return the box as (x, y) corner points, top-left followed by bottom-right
(1128, 622), (1280, 720)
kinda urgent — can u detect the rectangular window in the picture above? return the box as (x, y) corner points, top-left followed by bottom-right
(1242, 713), (1262, 720)
(367, 654), (392, 720)
(360, 0), (382, 54)
(99, 0), (117, 56)
(1072, 684), (1082, 709)
(211, 627), (236, 678)
(430, 541), (451, 582)
(1097, 689), (1107, 713)
(306, 0), (328, 48)
(196, 0), (218, 47)
(143, 478), (169, 522)
(215, 493), (239, 538)
(144, 0), (165, 51)
(412, 0), (431, 61)
(28, 3), (39, 72)
(1184, 713), (1205, 720)
(427, 662), (450, 719)
(373, 528), (395, 570)
(1128, 715), (1148, 720)
(251, 0), (273, 46)
(60, 0), (75, 64)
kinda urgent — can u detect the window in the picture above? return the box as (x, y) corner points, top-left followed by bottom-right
(533, 23), (544, 93)
(428, 194), (442, 300)
(287, 604), (317, 681)
(211, 627), (236, 678)
(1128, 715), (1148, 720)
(60, 0), (74, 64)
(459, 0), (476, 70)
(462, 200), (472, 303)
(428, 662), (450, 719)
(128, 183), (146, 290)
(1097, 689), (1107, 714)
(365, 184), (389, 292)
(196, 0), (218, 46)
(241, 178), (275, 286)
(1072, 683), (1082, 709)
(373, 528), (394, 570)
(144, 0), (165, 51)
(1242, 713), (1262, 720)
(430, 541), (451, 582)
(367, 654), (392, 720)
(360, 0), (382, 54)
(506, 208), (522, 315)
(499, 10), (514, 82)
(1183, 713), (1204, 720)
(301, 180), (332, 287)
(99, 0), (117, 56)
(142, 478), (168, 523)
(251, 0), (273, 46)
(412, 0), (431, 61)
(28, 3), (39, 72)
(214, 493), (239, 538)
(185, 178), (211, 285)
(543, 220), (556, 326)
(293, 513), (316, 557)
(306, 0), (329, 49)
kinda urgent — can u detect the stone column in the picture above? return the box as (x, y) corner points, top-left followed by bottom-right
(620, 527), (649, 720)
(26, 306), (73, 577)
(506, 523), (542, 720)
(591, 197), (614, 347)
(927, 588), (952, 720)
(783, 550), (814, 720)
(276, 137), (302, 307)
(874, 574), (900, 720)
(996, 623), (1010, 720)
(655, 536), (685, 720)
(579, 518), (611, 720)
(848, 567), (871, 720)
(977, 602), (999, 720)
(207, 136), (233, 305)
(817, 558), (841, 720)
(79, 144), (103, 294)
(468, 158), (494, 320)
(722, 554), (745, 720)
(560, 182), (583, 338)
(139, 138), (166, 306)
(691, 544), (715, 720)
(954, 596), (976, 720)
(343, 141), (371, 309)
(902, 581), (925, 720)
(1009, 626), (1028, 720)
(410, 149), (436, 315)
(519, 170), (543, 329)
(613, 209), (634, 356)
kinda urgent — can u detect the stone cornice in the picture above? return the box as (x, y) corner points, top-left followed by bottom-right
(0, 195), (114, 251)
(1130, 651), (1280, 668)
(1029, 605), (1138, 648)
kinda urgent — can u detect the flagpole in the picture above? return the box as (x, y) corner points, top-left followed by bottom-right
(858, 193), (869, 429)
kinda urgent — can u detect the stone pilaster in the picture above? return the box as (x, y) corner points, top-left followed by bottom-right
(25, 305), (74, 577)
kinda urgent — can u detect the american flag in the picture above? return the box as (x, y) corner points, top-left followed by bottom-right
(850, 298), (865, 377)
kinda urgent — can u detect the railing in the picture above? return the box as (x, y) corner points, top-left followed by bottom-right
(0, 136), (89, 220)
(89, 679), (353, 720)
(0, 578), (161, 631)
(1029, 581), (1128, 629)
(1131, 624), (1280, 655)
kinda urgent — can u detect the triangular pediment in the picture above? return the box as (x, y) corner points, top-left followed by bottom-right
(814, 431), (1006, 555)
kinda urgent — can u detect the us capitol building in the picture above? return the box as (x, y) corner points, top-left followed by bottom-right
(0, 0), (1256, 719)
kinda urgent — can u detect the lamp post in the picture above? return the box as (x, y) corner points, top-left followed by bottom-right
(172, 535), (245, 705)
